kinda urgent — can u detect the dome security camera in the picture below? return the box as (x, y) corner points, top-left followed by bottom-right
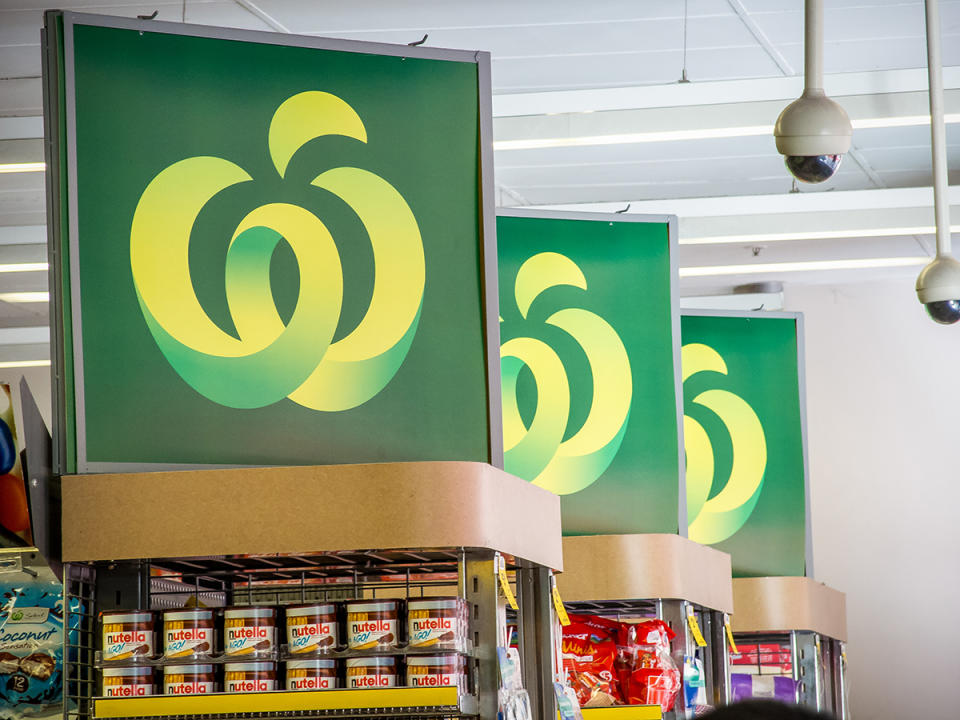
(774, 89), (852, 184)
(916, 255), (960, 324)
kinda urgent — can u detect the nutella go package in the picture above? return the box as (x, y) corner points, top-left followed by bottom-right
(0, 574), (75, 720)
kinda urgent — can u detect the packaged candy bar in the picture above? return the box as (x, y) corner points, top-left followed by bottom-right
(0, 565), (78, 720)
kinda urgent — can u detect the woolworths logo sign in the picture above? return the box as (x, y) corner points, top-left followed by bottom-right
(130, 91), (424, 411)
(500, 251), (632, 495)
(683, 343), (767, 544)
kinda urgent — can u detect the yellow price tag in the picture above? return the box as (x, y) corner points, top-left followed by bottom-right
(551, 580), (571, 626)
(686, 610), (707, 648)
(724, 620), (739, 655)
(497, 558), (519, 611)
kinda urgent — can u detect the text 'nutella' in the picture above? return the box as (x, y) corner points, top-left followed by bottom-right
(224, 607), (276, 658)
(346, 600), (398, 651)
(102, 666), (154, 697)
(224, 662), (276, 693)
(163, 664), (216, 695)
(286, 658), (338, 691)
(101, 611), (155, 662)
(163, 609), (215, 660)
(285, 604), (337, 655)
(345, 656), (397, 689)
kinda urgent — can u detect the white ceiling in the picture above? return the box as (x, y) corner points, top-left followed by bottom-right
(1, 0), (960, 362)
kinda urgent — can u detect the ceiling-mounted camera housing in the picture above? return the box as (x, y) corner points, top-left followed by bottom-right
(774, 89), (853, 184)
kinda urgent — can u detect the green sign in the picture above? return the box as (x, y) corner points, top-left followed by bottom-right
(681, 312), (809, 577)
(497, 211), (683, 535)
(47, 14), (498, 472)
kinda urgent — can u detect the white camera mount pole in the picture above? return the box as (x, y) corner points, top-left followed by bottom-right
(925, 0), (951, 257)
(805, 0), (823, 92)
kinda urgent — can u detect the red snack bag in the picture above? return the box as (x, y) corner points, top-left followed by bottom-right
(616, 620), (680, 712)
(562, 615), (623, 706)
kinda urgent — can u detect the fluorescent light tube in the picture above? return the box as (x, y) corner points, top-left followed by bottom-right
(0, 162), (45, 173)
(0, 263), (48, 273)
(679, 257), (929, 277)
(682, 225), (960, 245)
(0, 292), (49, 303)
(0, 360), (51, 369)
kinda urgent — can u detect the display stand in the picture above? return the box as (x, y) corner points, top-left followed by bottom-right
(556, 534), (735, 720)
(59, 462), (563, 720)
(730, 577), (848, 719)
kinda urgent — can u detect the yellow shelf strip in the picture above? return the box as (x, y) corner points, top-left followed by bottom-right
(581, 706), (663, 720)
(94, 687), (461, 719)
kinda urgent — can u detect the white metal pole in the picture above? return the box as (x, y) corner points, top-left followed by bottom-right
(925, 0), (952, 255)
(805, 0), (824, 91)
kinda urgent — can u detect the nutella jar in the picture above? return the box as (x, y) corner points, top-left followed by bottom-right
(406, 654), (466, 690)
(286, 658), (339, 691)
(163, 664), (216, 695)
(345, 656), (397, 689)
(408, 597), (467, 652)
(346, 600), (399, 650)
(163, 609), (215, 659)
(224, 607), (276, 658)
(285, 604), (337, 654)
(224, 661), (277, 693)
(102, 666), (154, 697)
(101, 611), (155, 662)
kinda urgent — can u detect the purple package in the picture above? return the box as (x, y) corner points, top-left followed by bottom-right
(730, 673), (798, 704)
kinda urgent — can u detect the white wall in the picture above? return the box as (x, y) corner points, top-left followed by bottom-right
(784, 279), (960, 720)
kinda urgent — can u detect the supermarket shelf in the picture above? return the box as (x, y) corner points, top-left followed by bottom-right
(731, 577), (847, 642)
(61, 462), (562, 570)
(555, 534), (734, 613)
(581, 707), (662, 720)
(92, 687), (476, 719)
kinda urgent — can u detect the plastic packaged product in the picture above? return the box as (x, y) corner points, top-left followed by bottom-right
(561, 614), (621, 707)
(405, 653), (465, 690)
(224, 661), (276, 692)
(346, 600), (399, 650)
(101, 666), (154, 698)
(286, 658), (338, 690)
(223, 607), (276, 658)
(162, 664), (216, 695)
(285, 604), (337, 654)
(408, 597), (467, 652)
(101, 611), (155, 662)
(345, 656), (397, 689)
(616, 619), (681, 713)
(163, 609), (215, 660)
(730, 673), (797, 703)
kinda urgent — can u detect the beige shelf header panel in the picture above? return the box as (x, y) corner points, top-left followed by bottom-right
(556, 534), (733, 614)
(62, 461), (562, 569)
(731, 576), (847, 642)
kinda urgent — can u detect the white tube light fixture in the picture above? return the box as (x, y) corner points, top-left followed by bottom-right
(493, 114), (960, 151)
(0, 162), (46, 174)
(680, 256), (928, 278)
(683, 224), (960, 245)
(0, 292), (49, 303)
(0, 263), (48, 273)
(0, 360), (51, 369)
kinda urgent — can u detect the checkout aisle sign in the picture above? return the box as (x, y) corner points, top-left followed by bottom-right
(681, 312), (809, 577)
(48, 14), (497, 472)
(496, 211), (684, 535)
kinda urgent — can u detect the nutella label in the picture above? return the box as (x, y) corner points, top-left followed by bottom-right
(347, 673), (396, 689)
(409, 673), (461, 688)
(348, 619), (396, 649)
(287, 675), (336, 691)
(409, 616), (461, 647)
(164, 681), (215, 695)
(225, 625), (276, 656)
(103, 631), (153, 661)
(165, 627), (214, 657)
(287, 622), (336, 653)
(225, 678), (276, 693)
(105, 683), (153, 698)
